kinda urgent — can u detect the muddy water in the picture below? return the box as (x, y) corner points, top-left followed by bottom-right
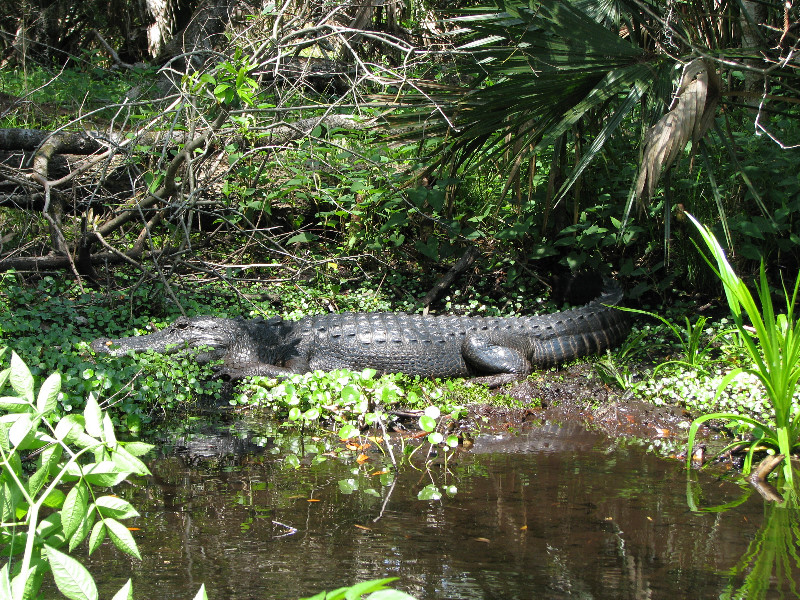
(87, 422), (797, 599)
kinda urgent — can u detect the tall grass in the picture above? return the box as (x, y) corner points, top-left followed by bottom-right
(685, 214), (800, 485)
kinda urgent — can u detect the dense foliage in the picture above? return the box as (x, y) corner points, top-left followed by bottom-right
(0, 0), (798, 489)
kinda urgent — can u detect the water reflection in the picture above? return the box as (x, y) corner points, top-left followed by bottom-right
(718, 482), (800, 599)
(83, 423), (800, 599)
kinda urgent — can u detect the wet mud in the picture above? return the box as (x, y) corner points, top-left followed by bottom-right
(467, 362), (716, 462)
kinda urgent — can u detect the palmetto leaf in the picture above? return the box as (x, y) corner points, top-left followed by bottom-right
(635, 58), (722, 203)
(391, 0), (672, 201)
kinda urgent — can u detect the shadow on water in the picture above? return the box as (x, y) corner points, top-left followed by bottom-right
(84, 421), (800, 600)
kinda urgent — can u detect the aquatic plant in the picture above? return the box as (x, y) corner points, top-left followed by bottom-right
(685, 214), (800, 485)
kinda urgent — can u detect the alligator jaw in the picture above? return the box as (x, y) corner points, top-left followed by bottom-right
(90, 332), (187, 357)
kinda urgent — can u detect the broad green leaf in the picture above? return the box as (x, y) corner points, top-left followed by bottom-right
(0, 563), (11, 600)
(418, 415), (436, 432)
(102, 413), (117, 448)
(88, 521), (106, 554)
(83, 462), (130, 487)
(28, 462), (51, 499)
(56, 415), (99, 449)
(111, 579), (133, 600)
(62, 484), (89, 540)
(8, 413), (38, 450)
(9, 352), (34, 403)
(69, 510), (95, 553)
(119, 441), (154, 457)
(36, 372), (61, 415)
(343, 578), (400, 600)
(427, 432), (444, 445)
(105, 518), (141, 560)
(417, 484), (441, 501)
(37, 512), (63, 540)
(338, 423), (359, 440)
(45, 543), (98, 600)
(39, 443), (63, 471)
(340, 384), (360, 404)
(55, 414), (82, 441)
(0, 367), (9, 390)
(0, 396), (32, 413)
(83, 393), (103, 439)
(0, 479), (16, 522)
(28, 444), (63, 498)
(42, 487), (67, 509)
(338, 478), (358, 494)
(10, 566), (36, 600)
(192, 584), (208, 600)
(110, 446), (150, 476)
(367, 591), (418, 600)
(95, 495), (140, 519)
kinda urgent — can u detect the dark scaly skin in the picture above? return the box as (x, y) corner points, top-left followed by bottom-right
(91, 282), (629, 381)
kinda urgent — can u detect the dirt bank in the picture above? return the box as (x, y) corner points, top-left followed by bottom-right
(466, 363), (729, 469)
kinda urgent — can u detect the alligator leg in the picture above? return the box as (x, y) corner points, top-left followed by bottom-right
(215, 362), (304, 380)
(462, 335), (532, 376)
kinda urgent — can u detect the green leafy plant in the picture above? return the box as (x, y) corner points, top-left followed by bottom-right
(619, 308), (727, 376)
(0, 349), (153, 600)
(685, 214), (800, 485)
(301, 577), (417, 600)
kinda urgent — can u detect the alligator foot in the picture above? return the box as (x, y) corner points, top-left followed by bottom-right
(467, 374), (526, 389)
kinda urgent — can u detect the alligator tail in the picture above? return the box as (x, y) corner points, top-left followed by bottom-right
(531, 280), (630, 367)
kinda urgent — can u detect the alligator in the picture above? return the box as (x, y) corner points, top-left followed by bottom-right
(91, 281), (629, 383)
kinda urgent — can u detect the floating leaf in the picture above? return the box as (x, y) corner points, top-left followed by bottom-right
(338, 478), (358, 494)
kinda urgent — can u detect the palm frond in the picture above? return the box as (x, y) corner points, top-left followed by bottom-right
(635, 58), (722, 203)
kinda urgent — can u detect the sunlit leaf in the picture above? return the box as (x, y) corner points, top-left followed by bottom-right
(95, 495), (140, 520)
(83, 393), (103, 439)
(192, 584), (208, 600)
(427, 432), (444, 445)
(0, 563), (11, 600)
(35, 371), (61, 415)
(417, 484), (442, 501)
(111, 579), (133, 600)
(338, 423), (360, 440)
(45, 544), (98, 600)
(9, 352), (34, 403)
(62, 483), (89, 540)
(338, 478), (358, 494)
(106, 518), (141, 560)
(418, 415), (436, 432)
(88, 521), (106, 554)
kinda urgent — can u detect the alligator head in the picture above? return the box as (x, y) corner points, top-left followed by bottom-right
(90, 316), (248, 364)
